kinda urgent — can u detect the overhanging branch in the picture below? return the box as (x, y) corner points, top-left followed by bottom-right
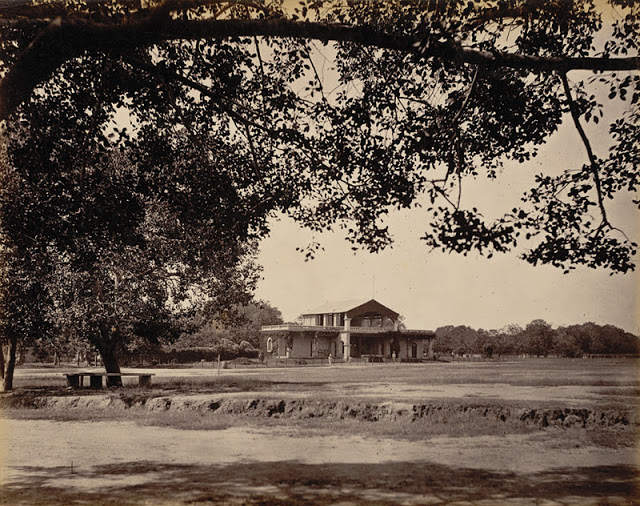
(1, 16), (639, 121)
(560, 72), (609, 229)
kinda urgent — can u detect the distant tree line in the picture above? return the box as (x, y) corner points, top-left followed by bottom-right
(434, 320), (639, 358)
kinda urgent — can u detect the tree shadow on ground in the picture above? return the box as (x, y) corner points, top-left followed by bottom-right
(1, 460), (637, 505)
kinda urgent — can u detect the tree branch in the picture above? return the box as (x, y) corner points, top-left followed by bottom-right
(560, 72), (609, 228)
(444, 64), (479, 186)
(428, 180), (458, 210)
(452, 65), (480, 125)
(304, 46), (326, 102)
(1, 16), (639, 121)
(242, 122), (262, 179)
(0, 0), (277, 21)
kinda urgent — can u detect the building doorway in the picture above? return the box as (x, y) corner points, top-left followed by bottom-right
(389, 337), (400, 359)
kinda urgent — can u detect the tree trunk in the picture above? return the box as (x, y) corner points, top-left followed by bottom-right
(100, 348), (122, 387)
(16, 342), (25, 365)
(0, 335), (18, 392)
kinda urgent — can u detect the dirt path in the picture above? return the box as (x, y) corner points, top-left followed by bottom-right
(1, 418), (637, 504)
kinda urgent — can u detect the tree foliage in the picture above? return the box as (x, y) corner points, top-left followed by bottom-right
(0, 0), (638, 271)
(171, 299), (283, 354)
(0, 1), (639, 388)
(0, 133), (55, 389)
(1, 61), (270, 383)
(435, 320), (638, 357)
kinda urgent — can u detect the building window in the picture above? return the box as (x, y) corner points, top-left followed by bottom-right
(326, 314), (334, 326)
(266, 338), (273, 353)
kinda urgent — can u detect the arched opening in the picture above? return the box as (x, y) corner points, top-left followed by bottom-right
(389, 337), (400, 358)
(266, 337), (273, 353)
(410, 342), (418, 359)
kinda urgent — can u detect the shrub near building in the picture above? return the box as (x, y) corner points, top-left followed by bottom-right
(161, 301), (283, 364)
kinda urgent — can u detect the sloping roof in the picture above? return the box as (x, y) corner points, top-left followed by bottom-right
(303, 298), (399, 320)
(303, 298), (366, 315)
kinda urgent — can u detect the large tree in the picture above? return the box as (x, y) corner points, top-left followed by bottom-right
(1, 53), (277, 386)
(0, 0), (638, 388)
(520, 319), (557, 357)
(2, 0), (637, 268)
(0, 131), (56, 390)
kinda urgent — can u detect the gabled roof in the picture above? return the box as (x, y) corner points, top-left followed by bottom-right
(303, 298), (399, 320)
(303, 298), (365, 315)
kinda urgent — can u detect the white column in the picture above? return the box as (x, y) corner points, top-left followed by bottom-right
(342, 317), (351, 360)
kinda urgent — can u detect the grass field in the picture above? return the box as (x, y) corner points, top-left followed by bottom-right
(12, 356), (640, 387)
(10, 357), (638, 405)
(1, 358), (638, 504)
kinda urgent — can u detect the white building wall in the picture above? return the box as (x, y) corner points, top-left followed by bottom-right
(291, 334), (313, 357)
(302, 315), (316, 326)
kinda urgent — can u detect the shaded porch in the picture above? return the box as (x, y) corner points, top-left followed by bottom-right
(349, 332), (435, 360)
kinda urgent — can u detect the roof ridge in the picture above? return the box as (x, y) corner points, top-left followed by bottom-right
(304, 297), (398, 315)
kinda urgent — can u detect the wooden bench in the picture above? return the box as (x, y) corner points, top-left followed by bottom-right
(63, 372), (155, 389)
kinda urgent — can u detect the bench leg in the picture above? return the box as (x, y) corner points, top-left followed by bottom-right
(139, 375), (152, 388)
(89, 375), (103, 389)
(66, 375), (81, 388)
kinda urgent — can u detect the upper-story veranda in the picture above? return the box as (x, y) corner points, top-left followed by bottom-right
(262, 298), (412, 334)
(260, 298), (435, 360)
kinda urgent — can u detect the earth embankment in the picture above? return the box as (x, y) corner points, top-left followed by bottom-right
(1, 393), (633, 429)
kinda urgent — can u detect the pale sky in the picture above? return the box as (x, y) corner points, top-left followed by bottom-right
(250, 6), (638, 335)
(108, 4), (638, 334)
(255, 100), (639, 334)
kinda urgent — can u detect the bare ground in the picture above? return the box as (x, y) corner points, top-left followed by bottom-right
(0, 418), (638, 505)
(2, 360), (638, 504)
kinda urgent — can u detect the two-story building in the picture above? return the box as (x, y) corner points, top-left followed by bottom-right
(261, 299), (435, 361)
